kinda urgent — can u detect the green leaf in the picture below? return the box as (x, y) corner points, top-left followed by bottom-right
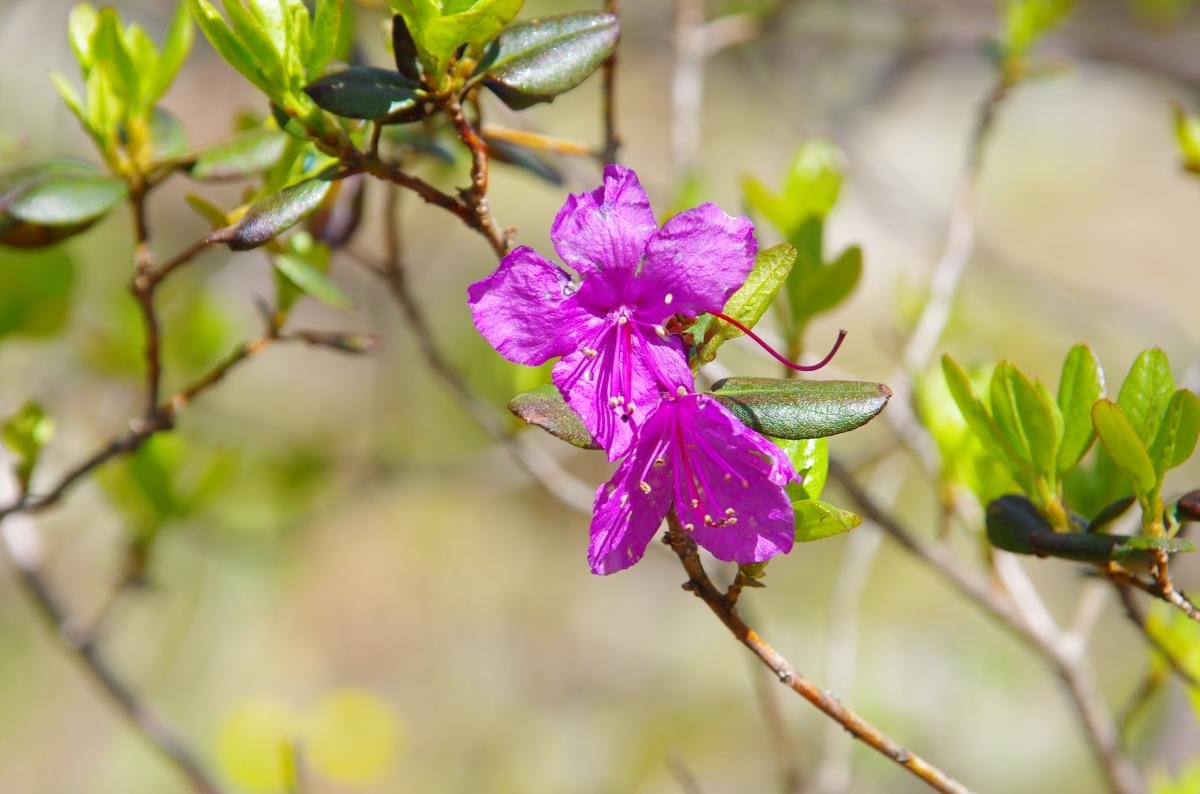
(800, 244), (862, 317)
(2, 402), (54, 488)
(692, 243), (796, 365)
(273, 252), (351, 310)
(220, 0), (287, 89)
(942, 355), (1024, 472)
(1117, 347), (1175, 446)
(221, 172), (335, 250)
(308, 0), (342, 78)
(1148, 389), (1200, 478)
(0, 161), (127, 247)
(1174, 105), (1200, 172)
(94, 8), (142, 111)
(304, 67), (420, 120)
(793, 499), (860, 542)
(742, 139), (842, 239)
(1056, 343), (1104, 474)
(186, 128), (288, 180)
(482, 12), (619, 109)
(68, 3), (100, 69)
(1001, 0), (1074, 60)
(775, 437), (827, 500)
(0, 247), (76, 340)
(989, 362), (1061, 482)
(1092, 400), (1157, 496)
(391, 0), (523, 79)
(507, 384), (599, 450)
(151, 2), (195, 102)
(709, 378), (891, 440)
(245, 0), (287, 52)
(189, 0), (273, 94)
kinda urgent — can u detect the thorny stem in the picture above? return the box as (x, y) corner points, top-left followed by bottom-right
(663, 518), (974, 794)
(830, 461), (1144, 794)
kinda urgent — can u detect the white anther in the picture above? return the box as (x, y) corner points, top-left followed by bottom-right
(664, 293), (674, 305)
(639, 481), (652, 494)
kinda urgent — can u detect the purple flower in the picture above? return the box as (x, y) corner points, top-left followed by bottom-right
(588, 388), (799, 575)
(468, 165), (756, 458)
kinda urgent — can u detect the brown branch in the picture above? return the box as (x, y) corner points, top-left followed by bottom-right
(0, 517), (222, 793)
(345, 191), (595, 513)
(663, 521), (973, 794)
(829, 460), (1144, 794)
(1114, 584), (1199, 688)
(1107, 565), (1200, 624)
(601, 0), (622, 164)
(443, 99), (508, 257)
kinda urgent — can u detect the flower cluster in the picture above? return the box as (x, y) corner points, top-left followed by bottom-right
(469, 165), (800, 574)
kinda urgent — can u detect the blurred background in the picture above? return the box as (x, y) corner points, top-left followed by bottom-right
(1, 0), (1199, 792)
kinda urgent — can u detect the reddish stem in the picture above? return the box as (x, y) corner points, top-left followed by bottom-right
(709, 311), (846, 372)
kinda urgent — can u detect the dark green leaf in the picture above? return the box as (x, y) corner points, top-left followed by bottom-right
(1149, 389), (1200, 477)
(0, 161), (126, 247)
(1117, 347), (1174, 446)
(793, 499), (860, 542)
(1056, 343), (1104, 474)
(1092, 400), (1157, 496)
(304, 66), (420, 120)
(1087, 495), (1134, 532)
(305, 174), (366, 248)
(391, 14), (421, 80)
(507, 384), (600, 450)
(485, 136), (563, 185)
(709, 378), (890, 440)
(985, 494), (1169, 562)
(221, 173), (335, 250)
(693, 243), (796, 365)
(186, 128), (288, 180)
(483, 12), (618, 109)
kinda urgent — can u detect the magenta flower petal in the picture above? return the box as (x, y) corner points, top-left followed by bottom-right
(637, 203), (757, 317)
(467, 246), (601, 366)
(674, 396), (796, 564)
(586, 391), (798, 574)
(552, 323), (692, 459)
(588, 448), (672, 574)
(551, 164), (657, 287)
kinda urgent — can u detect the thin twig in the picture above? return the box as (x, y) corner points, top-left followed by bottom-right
(443, 99), (509, 257)
(346, 191), (594, 513)
(1115, 584), (1200, 687)
(0, 515), (223, 794)
(830, 460), (1144, 794)
(1107, 565), (1200, 624)
(663, 521), (974, 794)
(601, 0), (621, 164)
